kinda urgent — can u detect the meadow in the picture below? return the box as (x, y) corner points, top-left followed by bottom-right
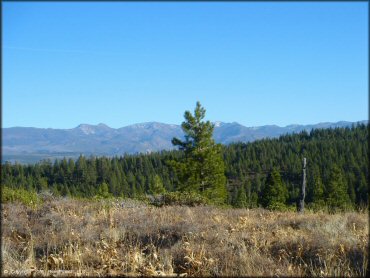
(2, 196), (368, 277)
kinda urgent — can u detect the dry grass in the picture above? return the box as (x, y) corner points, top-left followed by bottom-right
(1, 198), (368, 277)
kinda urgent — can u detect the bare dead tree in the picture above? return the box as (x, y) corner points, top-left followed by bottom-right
(298, 157), (306, 213)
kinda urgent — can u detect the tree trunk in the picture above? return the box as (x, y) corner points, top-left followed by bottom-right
(298, 157), (306, 213)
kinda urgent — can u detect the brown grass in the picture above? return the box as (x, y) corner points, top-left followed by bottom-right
(1, 198), (368, 277)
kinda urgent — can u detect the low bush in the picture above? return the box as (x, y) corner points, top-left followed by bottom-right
(149, 191), (210, 207)
(1, 186), (42, 208)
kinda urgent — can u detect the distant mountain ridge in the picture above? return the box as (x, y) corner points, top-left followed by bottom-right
(2, 120), (367, 163)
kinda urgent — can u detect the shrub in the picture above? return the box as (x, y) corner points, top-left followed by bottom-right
(267, 202), (287, 211)
(2, 186), (42, 208)
(152, 191), (210, 207)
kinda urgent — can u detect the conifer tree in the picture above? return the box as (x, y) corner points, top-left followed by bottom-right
(149, 175), (166, 195)
(97, 182), (111, 198)
(170, 101), (227, 204)
(326, 166), (352, 211)
(234, 185), (247, 208)
(261, 169), (287, 210)
(61, 184), (71, 197)
(312, 173), (325, 207)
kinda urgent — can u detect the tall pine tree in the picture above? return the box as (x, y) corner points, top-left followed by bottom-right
(170, 101), (227, 204)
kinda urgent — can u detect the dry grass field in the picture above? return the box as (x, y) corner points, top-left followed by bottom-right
(1, 197), (368, 277)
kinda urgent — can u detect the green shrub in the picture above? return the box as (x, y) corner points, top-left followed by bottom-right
(2, 186), (42, 208)
(306, 201), (327, 213)
(154, 191), (210, 207)
(266, 202), (287, 211)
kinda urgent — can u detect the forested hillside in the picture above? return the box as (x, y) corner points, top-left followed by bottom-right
(3, 121), (366, 164)
(2, 124), (368, 209)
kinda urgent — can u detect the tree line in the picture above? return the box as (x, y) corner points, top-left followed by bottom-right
(223, 123), (368, 210)
(1, 105), (368, 210)
(2, 124), (367, 209)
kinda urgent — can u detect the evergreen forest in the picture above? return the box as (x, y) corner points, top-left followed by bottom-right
(1, 123), (368, 210)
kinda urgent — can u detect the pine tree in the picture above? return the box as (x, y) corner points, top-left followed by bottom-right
(312, 173), (325, 207)
(249, 191), (258, 208)
(109, 173), (119, 196)
(61, 184), (71, 197)
(261, 169), (287, 210)
(127, 172), (137, 198)
(149, 175), (166, 195)
(326, 166), (352, 211)
(97, 182), (111, 198)
(234, 185), (247, 208)
(170, 101), (227, 204)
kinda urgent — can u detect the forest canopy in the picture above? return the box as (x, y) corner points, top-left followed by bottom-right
(1, 123), (368, 210)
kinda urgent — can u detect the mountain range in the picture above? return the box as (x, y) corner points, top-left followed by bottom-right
(2, 120), (367, 163)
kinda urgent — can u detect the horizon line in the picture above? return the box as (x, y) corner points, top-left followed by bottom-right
(3, 119), (368, 130)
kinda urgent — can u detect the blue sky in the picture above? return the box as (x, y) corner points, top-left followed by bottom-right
(3, 2), (368, 129)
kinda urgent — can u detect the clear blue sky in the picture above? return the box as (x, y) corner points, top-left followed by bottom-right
(3, 2), (368, 129)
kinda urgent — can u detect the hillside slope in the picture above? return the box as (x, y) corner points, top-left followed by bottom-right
(2, 120), (367, 163)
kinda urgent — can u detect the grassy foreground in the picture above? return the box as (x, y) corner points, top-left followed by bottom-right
(1, 197), (368, 277)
